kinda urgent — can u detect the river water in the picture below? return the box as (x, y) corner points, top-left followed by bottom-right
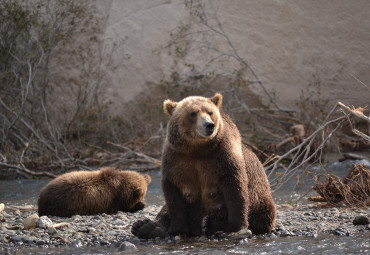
(0, 159), (369, 254)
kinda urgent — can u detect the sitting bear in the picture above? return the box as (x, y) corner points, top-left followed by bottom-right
(38, 167), (151, 217)
(132, 93), (276, 238)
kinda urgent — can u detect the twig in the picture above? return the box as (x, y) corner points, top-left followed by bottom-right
(0, 162), (56, 178)
(337, 102), (370, 122)
(353, 129), (370, 142)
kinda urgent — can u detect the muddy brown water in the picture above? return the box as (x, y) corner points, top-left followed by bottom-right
(1, 159), (369, 254)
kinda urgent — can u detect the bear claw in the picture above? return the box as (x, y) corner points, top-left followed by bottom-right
(131, 219), (165, 239)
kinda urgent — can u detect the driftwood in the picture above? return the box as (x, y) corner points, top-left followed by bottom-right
(8, 205), (37, 212)
(313, 164), (370, 207)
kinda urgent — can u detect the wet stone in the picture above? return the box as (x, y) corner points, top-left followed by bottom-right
(118, 241), (138, 252)
(353, 216), (369, 226)
(280, 230), (296, 237)
(70, 240), (82, 248)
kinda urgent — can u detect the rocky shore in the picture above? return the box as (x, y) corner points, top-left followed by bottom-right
(0, 203), (369, 254)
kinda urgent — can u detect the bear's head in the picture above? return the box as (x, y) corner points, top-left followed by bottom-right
(163, 93), (223, 147)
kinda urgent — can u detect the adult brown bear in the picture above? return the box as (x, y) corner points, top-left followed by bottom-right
(132, 93), (275, 238)
(38, 167), (151, 217)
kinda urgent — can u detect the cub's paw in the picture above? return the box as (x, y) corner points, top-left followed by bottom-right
(131, 218), (165, 239)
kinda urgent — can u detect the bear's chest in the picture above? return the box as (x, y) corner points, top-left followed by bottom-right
(172, 157), (222, 205)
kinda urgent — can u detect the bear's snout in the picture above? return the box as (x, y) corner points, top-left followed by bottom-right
(196, 113), (216, 138)
(204, 122), (215, 136)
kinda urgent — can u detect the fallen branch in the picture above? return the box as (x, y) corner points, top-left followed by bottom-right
(0, 162), (56, 178)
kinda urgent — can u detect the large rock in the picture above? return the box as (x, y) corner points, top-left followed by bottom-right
(23, 214), (40, 230)
(353, 216), (369, 226)
(35, 216), (53, 229)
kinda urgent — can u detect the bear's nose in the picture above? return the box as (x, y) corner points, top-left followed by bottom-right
(204, 122), (215, 136)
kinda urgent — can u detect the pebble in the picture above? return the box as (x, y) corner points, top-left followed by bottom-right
(339, 214), (349, 219)
(47, 227), (57, 235)
(100, 240), (110, 246)
(36, 240), (46, 246)
(330, 208), (339, 214)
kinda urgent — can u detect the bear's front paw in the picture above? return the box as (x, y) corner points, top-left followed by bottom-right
(131, 218), (165, 239)
(168, 223), (189, 236)
(226, 220), (247, 233)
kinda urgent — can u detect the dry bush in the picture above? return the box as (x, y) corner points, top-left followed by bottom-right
(313, 164), (370, 207)
(0, 0), (124, 177)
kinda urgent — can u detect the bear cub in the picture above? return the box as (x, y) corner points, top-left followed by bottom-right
(38, 167), (151, 217)
(132, 93), (276, 239)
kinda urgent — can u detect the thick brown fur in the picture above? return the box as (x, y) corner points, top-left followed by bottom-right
(132, 93), (275, 238)
(38, 167), (151, 217)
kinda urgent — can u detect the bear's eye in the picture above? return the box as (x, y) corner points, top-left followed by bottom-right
(208, 112), (213, 116)
(190, 112), (197, 117)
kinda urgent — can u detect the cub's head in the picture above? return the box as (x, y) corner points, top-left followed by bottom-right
(163, 93), (223, 145)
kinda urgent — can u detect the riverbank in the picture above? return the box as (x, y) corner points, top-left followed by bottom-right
(0, 203), (369, 254)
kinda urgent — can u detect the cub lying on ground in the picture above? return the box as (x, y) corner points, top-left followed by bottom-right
(38, 167), (151, 217)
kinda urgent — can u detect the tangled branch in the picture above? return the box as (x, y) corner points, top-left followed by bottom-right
(267, 101), (369, 191)
(313, 164), (370, 206)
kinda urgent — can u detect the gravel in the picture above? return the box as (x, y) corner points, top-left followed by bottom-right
(0, 204), (369, 254)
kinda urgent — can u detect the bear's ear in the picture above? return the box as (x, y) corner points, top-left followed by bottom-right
(210, 93), (222, 108)
(143, 174), (151, 184)
(163, 100), (178, 116)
